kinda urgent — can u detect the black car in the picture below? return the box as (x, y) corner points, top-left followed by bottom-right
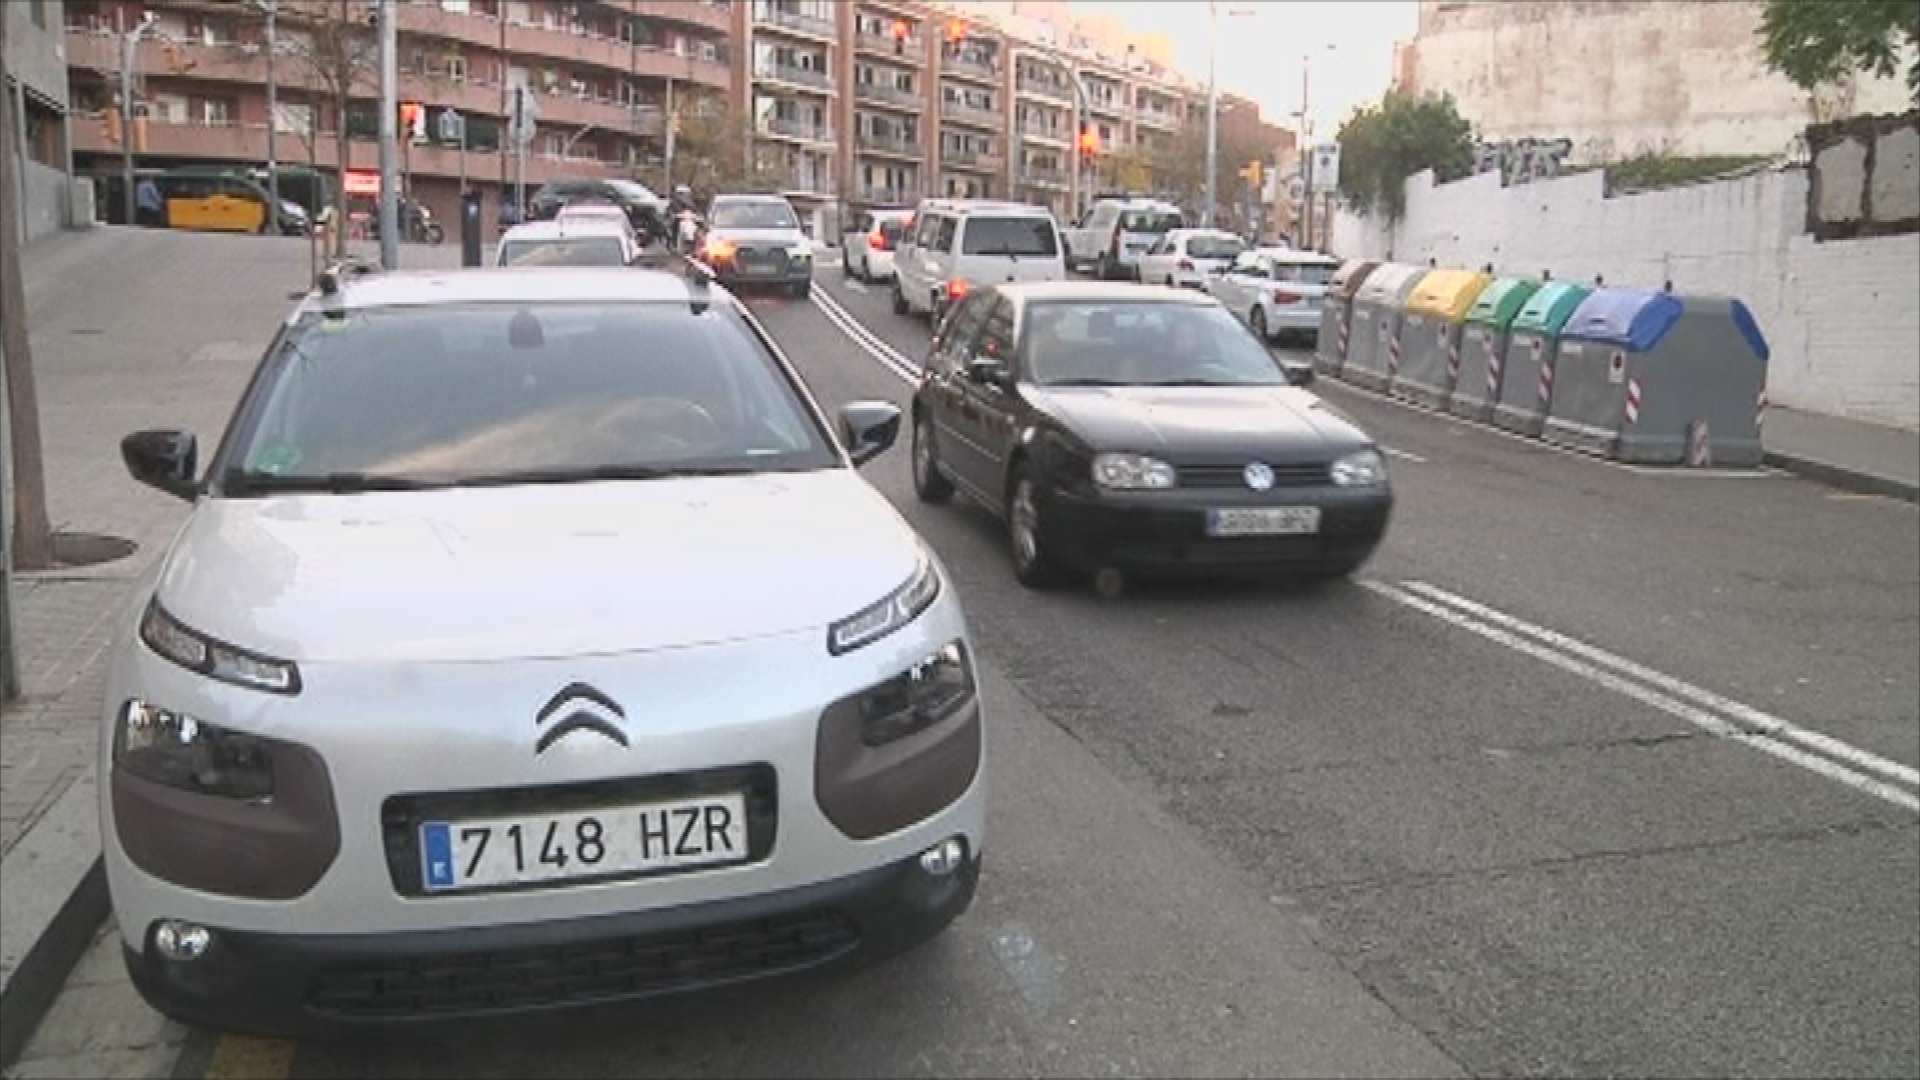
(909, 282), (1393, 588)
(526, 178), (667, 244)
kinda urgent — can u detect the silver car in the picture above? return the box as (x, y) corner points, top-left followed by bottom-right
(697, 194), (815, 298)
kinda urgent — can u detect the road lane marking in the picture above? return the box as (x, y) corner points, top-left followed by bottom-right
(1362, 581), (1919, 813)
(810, 286), (920, 384)
(1383, 446), (1427, 464)
(1400, 581), (1920, 790)
(204, 1035), (296, 1079)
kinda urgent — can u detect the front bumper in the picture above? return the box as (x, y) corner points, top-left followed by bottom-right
(1047, 484), (1391, 575)
(124, 847), (979, 1038)
(1263, 307), (1324, 335)
(706, 251), (813, 287)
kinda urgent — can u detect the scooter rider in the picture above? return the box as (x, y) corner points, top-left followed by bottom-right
(670, 184), (702, 253)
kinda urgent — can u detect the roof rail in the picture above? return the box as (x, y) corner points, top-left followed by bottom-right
(625, 248), (715, 314)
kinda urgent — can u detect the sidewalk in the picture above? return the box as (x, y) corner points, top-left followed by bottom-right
(1763, 407), (1920, 502)
(0, 227), (453, 1067)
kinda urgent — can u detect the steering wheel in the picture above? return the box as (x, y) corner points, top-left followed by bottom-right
(607, 398), (722, 449)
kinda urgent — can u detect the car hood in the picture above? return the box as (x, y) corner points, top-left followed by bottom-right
(154, 472), (925, 665)
(1025, 385), (1372, 459)
(709, 227), (809, 248)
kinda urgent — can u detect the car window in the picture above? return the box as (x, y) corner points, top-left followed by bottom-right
(933, 216), (959, 252)
(1189, 234), (1246, 259)
(1273, 262), (1337, 285)
(879, 219), (906, 244)
(1021, 301), (1286, 388)
(220, 303), (839, 490)
(913, 213), (943, 248)
(1230, 251), (1265, 275)
(497, 237), (629, 266)
(975, 297), (1016, 366)
(961, 217), (1058, 257)
(710, 201), (799, 229)
(933, 291), (992, 367)
(1120, 209), (1182, 233)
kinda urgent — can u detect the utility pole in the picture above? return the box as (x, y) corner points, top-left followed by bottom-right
(263, 0), (279, 215)
(119, 10), (159, 227)
(1204, 1), (1218, 228)
(375, 0), (399, 268)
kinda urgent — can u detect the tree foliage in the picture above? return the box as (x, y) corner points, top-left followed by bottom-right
(1334, 91), (1476, 221)
(670, 96), (766, 199)
(1759, 0), (1920, 105)
(278, 0), (379, 251)
(1147, 122), (1272, 212)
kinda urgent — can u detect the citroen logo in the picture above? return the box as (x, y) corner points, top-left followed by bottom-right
(534, 682), (629, 754)
(1244, 462), (1276, 491)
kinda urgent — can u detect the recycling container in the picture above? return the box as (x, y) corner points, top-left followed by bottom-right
(1314, 258), (1380, 376)
(1341, 262), (1428, 392)
(1447, 277), (1542, 423)
(1390, 267), (1494, 409)
(1491, 281), (1593, 438)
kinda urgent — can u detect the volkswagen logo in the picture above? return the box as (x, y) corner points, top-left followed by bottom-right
(534, 682), (629, 754)
(1243, 462), (1276, 491)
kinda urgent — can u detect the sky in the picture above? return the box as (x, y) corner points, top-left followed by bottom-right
(1072, 0), (1420, 145)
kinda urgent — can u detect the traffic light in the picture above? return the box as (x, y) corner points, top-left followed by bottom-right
(399, 101), (426, 143)
(1077, 125), (1101, 163)
(945, 20), (967, 44)
(1240, 159), (1263, 186)
(101, 108), (122, 147)
(892, 18), (910, 55)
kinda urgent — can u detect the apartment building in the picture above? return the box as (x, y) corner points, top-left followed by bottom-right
(5, 0), (73, 241)
(62, 0), (733, 232)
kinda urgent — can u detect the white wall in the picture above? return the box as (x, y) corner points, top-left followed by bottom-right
(1331, 167), (1920, 432)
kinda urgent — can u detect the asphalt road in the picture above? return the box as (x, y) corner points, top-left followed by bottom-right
(24, 247), (1918, 1080)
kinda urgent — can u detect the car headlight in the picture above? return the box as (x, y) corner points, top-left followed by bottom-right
(1331, 448), (1388, 488)
(856, 641), (975, 747)
(114, 699), (275, 800)
(787, 244), (812, 259)
(828, 555), (941, 655)
(139, 601), (302, 695)
(1092, 452), (1177, 491)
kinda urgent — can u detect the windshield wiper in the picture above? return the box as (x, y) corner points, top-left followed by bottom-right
(221, 469), (441, 495)
(1142, 378), (1273, 388)
(1046, 378), (1133, 387)
(449, 464), (761, 488)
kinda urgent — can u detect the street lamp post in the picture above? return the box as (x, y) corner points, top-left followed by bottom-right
(262, 0), (278, 215)
(119, 10), (159, 228)
(375, 0), (399, 269)
(1202, 5), (1256, 229)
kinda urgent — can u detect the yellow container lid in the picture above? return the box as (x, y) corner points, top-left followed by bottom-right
(1404, 269), (1494, 321)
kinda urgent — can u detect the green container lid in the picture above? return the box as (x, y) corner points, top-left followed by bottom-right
(1464, 278), (1543, 330)
(1509, 282), (1594, 336)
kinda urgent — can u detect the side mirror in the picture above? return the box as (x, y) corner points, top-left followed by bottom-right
(1282, 361), (1316, 388)
(121, 429), (199, 501)
(966, 356), (1012, 388)
(838, 401), (902, 467)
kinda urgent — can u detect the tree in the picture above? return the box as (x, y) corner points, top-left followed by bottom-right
(0, 10), (55, 577)
(1335, 90), (1476, 221)
(278, 0), (379, 252)
(671, 97), (766, 199)
(1149, 122), (1271, 212)
(1760, 0), (1920, 105)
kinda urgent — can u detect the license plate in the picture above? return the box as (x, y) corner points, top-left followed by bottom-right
(1206, 506), (1322, 537)
(420, 792), (748, 892)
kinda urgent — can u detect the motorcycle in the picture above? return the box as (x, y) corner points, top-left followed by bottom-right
(674, 209), (702, 256)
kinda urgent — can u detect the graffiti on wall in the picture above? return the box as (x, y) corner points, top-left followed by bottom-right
(1473, 137), (1573, 185)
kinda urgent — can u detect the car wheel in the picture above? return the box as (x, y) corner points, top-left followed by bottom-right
(792, 279), (812, 300)
(1097, 254), (1115, 281)
(892, 282), (909, 315)
(1007, 465), (1062, 589)
(1306, 554), (1367, 583)
(912, 418), (954, 505)
(840, 253), (852, 279)
(931, 290), (948, 326)
(1250, 306), (1271, 343)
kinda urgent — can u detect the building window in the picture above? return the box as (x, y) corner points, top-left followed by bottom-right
(151, 94), (191, 125)
(440, 0), (471, 12)
(273, 102), (314, 135)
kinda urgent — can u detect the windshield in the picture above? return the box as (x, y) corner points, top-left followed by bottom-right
(1189, 234), (1246, 259)
(498, 237), (627, 267)
(711, 201), (800, 229)
(961, 217), (1059, 256)
(607, 179), (658, 202)
(1023, 302), (1287, 388)
(1121, 209), (1182, 233)
(219, 303), (838, 492)
(1273, 262), (1337, 285)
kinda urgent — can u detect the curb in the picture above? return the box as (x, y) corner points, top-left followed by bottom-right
(0, 773), (111, 1068)
(1763, 451), (1920, 504)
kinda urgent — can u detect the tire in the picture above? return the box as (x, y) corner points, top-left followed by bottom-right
(1097, 254), (1116, 281)
(1250, 306), (1271, 343)
(911, 417), (954, 504)
(861, 257), (874, 283)
(1007, 464), (1063, 589)
(930, 290), (948, 326)
(840, 253), (852, 279)
(892, 282), (909, 315)
(792, 279), (812, 300)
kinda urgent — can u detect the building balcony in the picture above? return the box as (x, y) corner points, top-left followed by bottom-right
(849, 182), (919, 205)
(760, 117), (835, 145)
(1134, 105), (1181, 130)
(856, 29), (924, 61)
(1086, 95), (1128, 119)
(940, 99), (1004, 131)
(1019, 164), (1068, 189)
(618, 1), (733, 34)
(942, 52), (1001, 84)
(757, 62), (836, 94)
(942, 147), (1004, 174)
(856, 129), (922, 160)
(757, 8), (838, 42)
(854, 82), (925, 110)
(1015, 74), (1074, 103)
(1019, 122), (1070, 147)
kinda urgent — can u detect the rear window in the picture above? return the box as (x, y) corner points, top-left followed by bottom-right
(1121, 210), (1182, 233)
(961, 216), (1059, 257)
(1188, 235), (1246, 259)
(1274, 262), (1337, 286)
(498, 237), (628, 267)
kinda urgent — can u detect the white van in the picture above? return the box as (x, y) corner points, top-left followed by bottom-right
(892, 200), (1067, 323)
(1064, 197), (1185, 280)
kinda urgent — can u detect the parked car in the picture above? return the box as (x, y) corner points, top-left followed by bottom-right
(527, 178), (668, 245)
(1063, 197), (1185, 280)
(696, 194), (815, 298)
(908, 281), (1388, 588)
(892, 200), (1066, 325)
(554, 202), (642, 248)
(1207, 248), (1341, 344)
(1135, 228), (1249, 290)
(842, 207), (915, 284)
(101, 262), (986, 1037)
(494, 219), (639, 267)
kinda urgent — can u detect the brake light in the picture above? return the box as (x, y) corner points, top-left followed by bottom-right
(1271, 288), (1301, 304)
(869, 228), (891, 251)
(1177, 258), (1194, 271)
(703, 238), (736, 260)
(947, 278), (970, 300)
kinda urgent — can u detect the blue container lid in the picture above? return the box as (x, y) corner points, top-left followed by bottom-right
(1561, 288), (1683, 351)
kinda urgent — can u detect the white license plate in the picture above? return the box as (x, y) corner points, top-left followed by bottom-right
(1206, 506), (1322, 537)
(420, 792), (749, 892)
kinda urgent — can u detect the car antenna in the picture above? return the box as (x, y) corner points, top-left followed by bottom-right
(317, 257), (379, 319)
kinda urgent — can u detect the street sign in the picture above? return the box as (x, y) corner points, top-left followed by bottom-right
(437, 108), (465, 145)
(1310, 143), (1340, 193)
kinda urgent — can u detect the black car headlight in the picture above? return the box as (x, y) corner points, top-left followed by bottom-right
(828, 556), (941, 655)
(114, 699), (274, 800)
(1093, 452), (1177, 491)
(856, 642), (975, 747)
(1330, 448), (1389, 488)
(140, 600), (302, 695)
